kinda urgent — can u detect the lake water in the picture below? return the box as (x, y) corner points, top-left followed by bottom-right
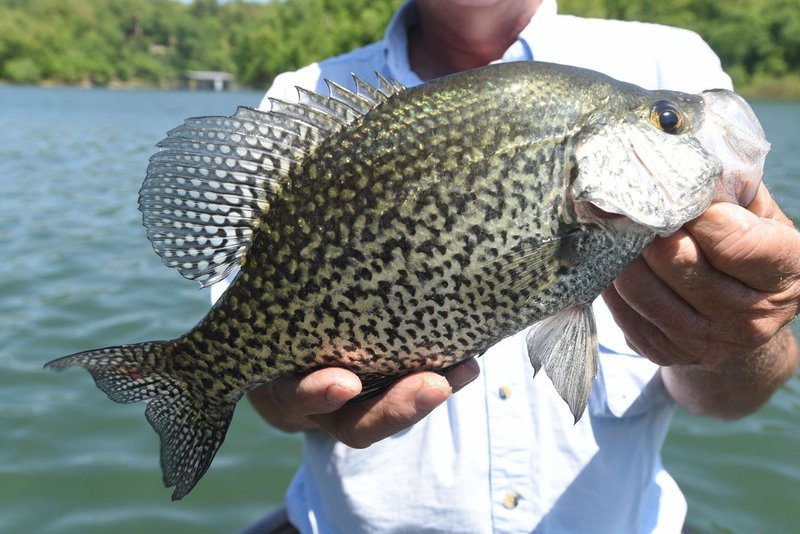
(1, 86), (798, 533)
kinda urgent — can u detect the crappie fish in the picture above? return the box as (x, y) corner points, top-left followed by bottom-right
(46, 61), (769, 500)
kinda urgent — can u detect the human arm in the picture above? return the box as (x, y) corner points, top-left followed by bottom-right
(603, 185), (800, 420)
(246, 360), (480, 447)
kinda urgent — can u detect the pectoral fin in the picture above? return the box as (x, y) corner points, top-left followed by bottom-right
(460, 231), (582, 309)
(526, 303), (598, 422)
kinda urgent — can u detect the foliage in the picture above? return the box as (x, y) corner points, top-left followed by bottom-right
(0, 0), (797, 93)
(559, 0), (800, 88)
(0, 0), (401, 87)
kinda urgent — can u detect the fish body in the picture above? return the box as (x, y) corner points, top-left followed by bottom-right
(46, 61), (769, 499)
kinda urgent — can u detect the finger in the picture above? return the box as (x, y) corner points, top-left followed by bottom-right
(313, 371), (452, 448)
(442, 358), (480, 393)
(250, 368), (362, 432)
(612, 256), (706, 343)
(603, 271), (698, 366)
(684, 202), (800, 292)
(642, 229), (759, 321)
(602, 284), (668, 364)
(612, 244), (785, 365)
(272, 367), (362, 415)
(743, 184), (793, 226)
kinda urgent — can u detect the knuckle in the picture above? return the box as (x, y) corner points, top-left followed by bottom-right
(645, 233), (697, 271)
(667, 242), (699, 271)
(379, 402), (417, 434)
(705, 222), (760, 266)
(294, 379), (320, 408)
(254, 383), (313, 432)
(737, 317), (776, 348)
(334, 428), (371, 449)
(626, 334), (671, 366)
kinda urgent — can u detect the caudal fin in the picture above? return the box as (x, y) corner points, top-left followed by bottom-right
(45, 342), (234, 500)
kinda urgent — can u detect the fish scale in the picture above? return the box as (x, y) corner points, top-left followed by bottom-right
(46, 61), (770, 500)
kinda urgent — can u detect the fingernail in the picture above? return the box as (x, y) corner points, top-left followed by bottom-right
(447, 359), (480, 390)
(325, 382), (359, 405)
(415, 375), (451, 411)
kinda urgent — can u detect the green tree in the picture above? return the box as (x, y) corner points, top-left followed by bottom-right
(0, 0), (796, 94)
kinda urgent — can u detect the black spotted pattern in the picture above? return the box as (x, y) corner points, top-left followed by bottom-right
(165, 62), (659, 401)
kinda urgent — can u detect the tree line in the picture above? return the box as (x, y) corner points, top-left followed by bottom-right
(1, 0), (797, 95)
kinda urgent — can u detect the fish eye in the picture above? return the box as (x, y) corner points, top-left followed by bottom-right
(650, 101), (684, 134)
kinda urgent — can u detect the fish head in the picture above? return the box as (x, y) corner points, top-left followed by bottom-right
(571, 86), (769, 236)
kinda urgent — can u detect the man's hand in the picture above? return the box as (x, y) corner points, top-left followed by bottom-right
(247, 360), (480, 448)
(604, 185), (800, 419)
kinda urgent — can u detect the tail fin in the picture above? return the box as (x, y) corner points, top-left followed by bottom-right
(45, 342), (234, 500)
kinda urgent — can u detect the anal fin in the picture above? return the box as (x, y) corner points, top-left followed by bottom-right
(526, 303), (598, 422)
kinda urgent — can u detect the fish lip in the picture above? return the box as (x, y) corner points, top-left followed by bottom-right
(573, 198), (686, 236)
(573, 200), (626, 224)
(697, 89), (770, 206)
(571, 167), (714, 235)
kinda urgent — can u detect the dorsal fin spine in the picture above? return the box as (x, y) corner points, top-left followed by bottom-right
(296, 86), (361, 125)
(325, 79), (374, 115)
(375, 72), (396, 97)
(352, 74), (386, 105)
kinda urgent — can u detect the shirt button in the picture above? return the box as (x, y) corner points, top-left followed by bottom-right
(502, 491), (520, 509)
(499, 385), (512, 399)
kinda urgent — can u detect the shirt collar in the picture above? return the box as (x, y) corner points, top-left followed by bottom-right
(382, 0), (559, 86)
(384, 0), (423, 86)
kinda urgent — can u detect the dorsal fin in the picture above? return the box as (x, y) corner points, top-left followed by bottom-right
(353, 73), (395, 105)
(325, 80), (374, 115)
(139, 74), (399, 286)
(296, 86), (362, 125)
(375, 72), (405, 95)
(267, 98), (346, 137)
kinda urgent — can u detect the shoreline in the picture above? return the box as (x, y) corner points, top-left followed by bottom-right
(0, 80), (260, 93)
(2, 77), (799, 100)
(737, 75), (800, 101)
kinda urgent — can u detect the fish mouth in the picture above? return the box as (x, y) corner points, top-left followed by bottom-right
(574, 201), (626, 224)
(696, 89), (770, 206)
(571, 161), (715, 237)
(573, 142), (709, 235)
(571, 115), (720, 237)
